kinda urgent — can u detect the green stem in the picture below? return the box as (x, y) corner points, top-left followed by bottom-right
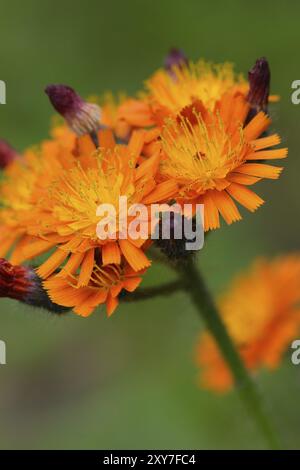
(122, 280), (183, 302)
(179, 256), (281, 450)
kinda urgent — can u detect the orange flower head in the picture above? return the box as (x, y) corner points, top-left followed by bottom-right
(159, 93), (287, 231)
(0, 120), (175, 316)
(12, 129), (177, 287)
(196, 255), (300, 392)
(44, 261), (144, 317)
(101, 59), (248, 133)
(146, 60), (247, 118)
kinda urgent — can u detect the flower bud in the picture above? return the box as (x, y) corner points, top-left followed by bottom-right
(155, 212), (197, 261)
(45, 84), (101, 145)
(0, 140), (18, 169)
(247, 57), (270, 112)
(0, 258), (68, 314)
(164, 48), (188, 77)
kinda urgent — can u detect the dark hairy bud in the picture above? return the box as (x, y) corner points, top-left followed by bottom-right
(0, 140), (18, 169)
(155, 212), (199, 261)
(247, 57), (270, 112)
(0, 259), (68, 314)
(45, 84), (101, 144)
(164, 48), (188, 77)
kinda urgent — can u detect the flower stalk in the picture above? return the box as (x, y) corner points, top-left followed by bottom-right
(178, 256), (281, 450)
(121, 280), (183, 302)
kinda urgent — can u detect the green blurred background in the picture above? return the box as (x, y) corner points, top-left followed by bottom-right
(0, 0), (300, 450)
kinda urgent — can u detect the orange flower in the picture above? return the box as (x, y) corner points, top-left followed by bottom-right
(145, 59), (279, 126)
(159, 93), (287, 231)
(196, 255), (300, 392)
(0, 122), (164, 316)
(99, 60), (245, 134)
(0, 112), (177, 316)
(44, 262), (144, 317)
(147, 60), (246, 119)
(7, 128), (176, 285)
(101, 60), (248, 132)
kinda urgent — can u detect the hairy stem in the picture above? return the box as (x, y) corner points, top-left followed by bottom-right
(148, 247), (178, 271)
(122, 280), (183, 302)
(178, 257), (280, 450)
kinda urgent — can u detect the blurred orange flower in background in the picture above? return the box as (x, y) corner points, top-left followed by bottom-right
(196, 255), (300, 392)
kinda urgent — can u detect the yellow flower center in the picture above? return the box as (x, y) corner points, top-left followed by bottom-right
(89, 263), (122, 289)
(161, 112), (248, 196)
(47, 149), (139, 240)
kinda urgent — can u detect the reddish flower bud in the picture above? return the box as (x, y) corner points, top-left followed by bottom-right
(247, 57), (270, 112)
(0, 259), (68, 314)
(164, 48), (188, 76)
(0, 140), (18, 169)
(45, 84), (101, 141)
(0, 259), (31, 300)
